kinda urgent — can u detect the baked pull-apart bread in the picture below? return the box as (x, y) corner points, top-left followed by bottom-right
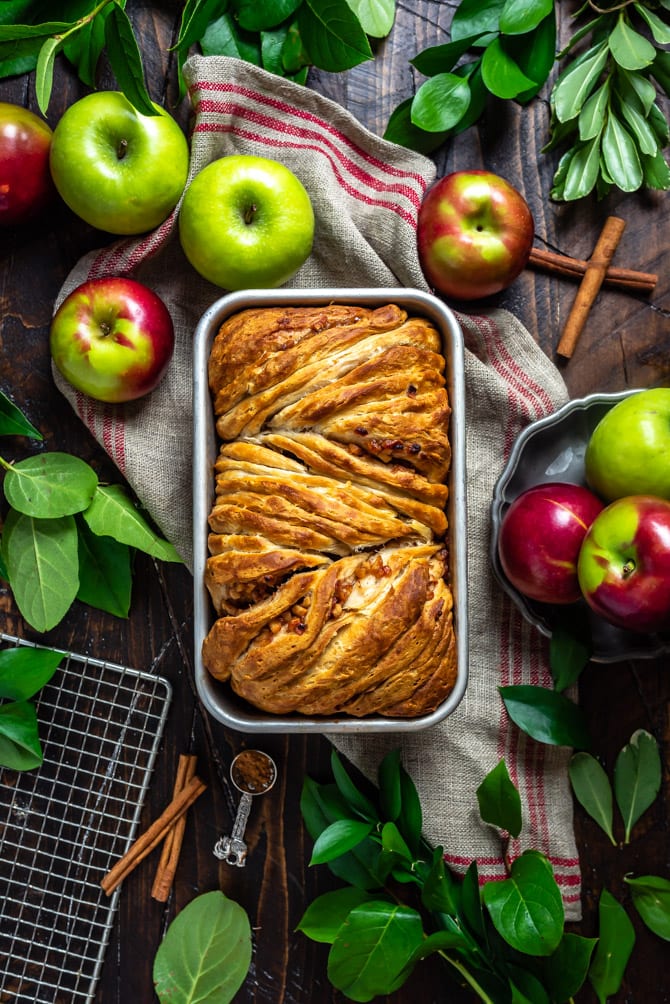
(202, 302), (458, 717)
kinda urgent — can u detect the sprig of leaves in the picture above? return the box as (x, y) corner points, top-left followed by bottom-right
(0, 390), (181, 633)
(0, 643), (63, 770)
(384, 0), (670, 200)
(0, 0), (396, 114)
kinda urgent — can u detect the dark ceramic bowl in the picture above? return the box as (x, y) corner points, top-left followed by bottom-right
(490, 390), (670, 663)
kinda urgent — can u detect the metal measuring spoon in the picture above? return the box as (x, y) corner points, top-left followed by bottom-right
(213, 750), (277, 866)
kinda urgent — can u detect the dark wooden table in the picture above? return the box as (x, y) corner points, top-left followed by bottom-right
(1, 3), (668, 1002)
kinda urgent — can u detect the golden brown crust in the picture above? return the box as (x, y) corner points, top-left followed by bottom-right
(202, 303), (457, 718)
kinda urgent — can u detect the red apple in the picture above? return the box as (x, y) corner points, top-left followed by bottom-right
(417, 170), (534, 300)
(0, 101), (55, 225)
(577, 495), (670, 634)
(49, 277), (175, 404)
(498, 482), (605, 604)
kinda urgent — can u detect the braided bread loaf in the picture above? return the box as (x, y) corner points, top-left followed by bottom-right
(202, 302), (458, 717)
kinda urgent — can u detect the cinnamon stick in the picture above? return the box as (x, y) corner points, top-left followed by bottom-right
(556, 216), (627, 359)
(101, 773), (206, 897)
(528, 246), (657, 295)
(151, 754), (198, 902)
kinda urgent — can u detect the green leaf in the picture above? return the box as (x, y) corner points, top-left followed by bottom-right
(617, 92), (659, 156)
(383, 97), (447, 154)
(397, 761), (422, 856)
(411, 35), (484, 76)
(62, 2), (114, 87)
(174, 0), (224, 53)
(552, 42), (609, 123)
(588, 889), (635, 1004)
(3, 452), (98, 518)
(82, 484), (181, 561)
(330, 749), (378, 821)
(476, 758), (522, 837)
(614, 729), (662, 843)
(298, 0), (373, 72)
(635, 3), (670, 45)
(451, 0), (505, 42)
(420, 846), (462, 917)
(200, 13), (261, 63)
(499, 0), (552, 35)
(380, 821), (412, 860)
(153, 890), (252, 1004)
(0, 20), (72, 40)
(481, 36), (537, 99)
(460, 859), (487, 941)
(377, 748), (402, 821)
(297, 887), (378, 944)
(482, 849), (564, 956)
(499, 684), (592, 749)
(601, 111), (643, 191)
(103, 3), (157, 116)
(300, 777), (381, 890)
(0, 645), (63, 702)
(608, 13), (656, 70)
(327, 900), (424, 1000)
(0, 699), (43, 771)
(641, 145), (670, 189)
(624, 874), (670, 941)
(563, 135), (602, 200)
(0, 390), (42, 439)
(236, 0), (302, 32)
(345, 0), (395, 38)
(578, 79), (610, 141)
(2, 508), (79, 632)
(569, 751), (616, 844)
(509, 11), (556, 98)
(76, 518), (132, 618)
(651, 48), (670, 97)
(621, 67), (658, 114)
(410, 72), (471, 132)
(34, 35), (60, 115)
(543, 932), (598, 1002)
(310, 819), (375, 865)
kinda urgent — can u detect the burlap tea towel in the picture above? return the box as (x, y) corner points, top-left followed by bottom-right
(52, 54), (579, 918)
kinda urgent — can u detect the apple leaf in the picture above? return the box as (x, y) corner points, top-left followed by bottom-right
(568, 752), (616, 845)
(297, 887), (378, 943)
(481, 36), (537, 99)
(588, 889), (635, 1003)
(81, 484), (182, 562)
(1, 508), (80, 633)
(153, 890), (252, 1004)
(62, 0), (117, 88)
(614, 729), (662, 843)
(298, 0), (373, 72)
(499, 684), (593, 749)
(624, 874), (670, 941)
(411, 72), (472, 132)
(236, 0), (302, 32)
(0, 645), (63, 702)
(0, 699), (43, 771)
(0, 391), (42, 440)
(549, 619), (591, 692)
(3, 452), (98, 519)
(476, 757), (523, 838)
(309, 818), (375, 865)
(345, 0), (396, 39)
(481, 849), (564, 957)
(76, 517), (133, 619)
(34, 35), (60, 115)
(103, 2), (158, 116)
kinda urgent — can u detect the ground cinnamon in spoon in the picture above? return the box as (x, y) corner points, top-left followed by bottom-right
(231, 750), (277, 793)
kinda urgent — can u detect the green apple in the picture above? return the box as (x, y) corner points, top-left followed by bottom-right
(585, 388), (670, 501)
(49, 91), (189, 235)
(178, 154), (314, 289)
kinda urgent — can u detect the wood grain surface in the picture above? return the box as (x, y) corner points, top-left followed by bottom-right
(0, 2), (668, 1002)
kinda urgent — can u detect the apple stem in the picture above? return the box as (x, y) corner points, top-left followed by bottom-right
(243, 203), (257, 225)
(116, 138), (129, 161)
(623, 560), (635, 578)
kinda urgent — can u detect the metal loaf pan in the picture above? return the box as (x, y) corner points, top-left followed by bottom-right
(192, 288), (468, 734)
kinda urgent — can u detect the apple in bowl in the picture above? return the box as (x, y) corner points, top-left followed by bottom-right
(50, 277), (175, 404)
(577, 495), (670, 634)
(497, 482), (604, 604)
(417, 170), (534, 300)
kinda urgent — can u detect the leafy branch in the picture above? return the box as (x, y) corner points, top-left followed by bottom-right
(299, 746), (670, 1002)
(0, 0), (396, 114)
(384, 0), (670, 200)
(0, 390), (181, 633)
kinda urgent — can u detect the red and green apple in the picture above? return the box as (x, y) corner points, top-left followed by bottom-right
(577, 494), (670, 634)
(417, 170), (534, 300)
(0, 101), (55, 226)
(50, 276), (175, 404)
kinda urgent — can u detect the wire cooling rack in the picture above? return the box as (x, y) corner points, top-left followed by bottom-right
(0, 632), (172, 1004)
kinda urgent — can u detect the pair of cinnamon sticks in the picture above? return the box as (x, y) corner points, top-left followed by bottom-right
(100, 754), (205, 901)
